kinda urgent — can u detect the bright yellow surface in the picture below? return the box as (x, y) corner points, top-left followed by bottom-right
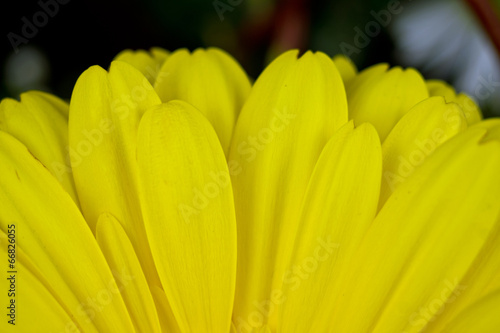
(2, 48), (500, 332)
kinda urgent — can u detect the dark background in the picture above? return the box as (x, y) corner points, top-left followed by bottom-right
(0, 0), (402, 99)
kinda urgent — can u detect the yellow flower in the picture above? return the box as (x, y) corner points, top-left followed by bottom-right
(1, 47), (499, 333)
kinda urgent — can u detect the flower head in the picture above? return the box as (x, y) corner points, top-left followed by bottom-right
(1, 47), (500, 332)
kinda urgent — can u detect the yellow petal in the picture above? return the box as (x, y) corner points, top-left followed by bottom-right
(471, 118), (500, 143)
(346, 63), (388, 91)
(32, 89), (70, 118)
(0, 91), (79, 204)
(150, 286), (182, 333)
(0, 230), (80, 332)
(69, 61), (162, 287)
(379, 96), (467, 209)
(347, 64), (429, 141)
(154, 47), (251, 155)
(455, 93), (482, 125)
(0, 131), (134, 332)
(96, 213), (162, 333)
(423, 121), (500, 331)
(328, 127), (500, 332)
(441, 290), (500, 332)
(228, 50), (348, 328)
(426, 79), (456, 101)
(277, 122), (381, 332)
(114, 47), (170, 84)
(137, 100), (237, 332)
(427, 79), (482, 125)
(332, 54), (357, 83)
(424, 221), (500, 332)
(150, 46), (170, 63)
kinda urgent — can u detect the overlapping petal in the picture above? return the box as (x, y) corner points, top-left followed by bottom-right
(379, 96), (467, 208)
(137, 101), (237, 332)
(427, 79), (482, 125)
(277, 121), (381, 332)
(154, 47), (251, 155)
(96, 213), (162, 332)
(1, 46), (499, 333)
(69, 60), (162, 287)
(114, 47), (170, 84)
(441, 290), (500, 332)
(0, 230), (78, 333)
(329, 128), (500, 332)
(346, 63), (429, 141)
(0, 131), (134, 332)
(332, 55), (357, 83)
(229, 50), (348, 328)
(0, 91), (79, 203)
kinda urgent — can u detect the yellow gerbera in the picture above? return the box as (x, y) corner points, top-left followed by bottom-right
(1, 47), (500, 333)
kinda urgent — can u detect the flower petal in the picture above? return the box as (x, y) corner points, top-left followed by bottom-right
(69, 61), (162, 287)
(276, 122), (381, 332)
(149, 47), (170, 63)
(423, 121), (500, 332)
(0, 91), (79, 204)
(347, 64), (429, 141)
(424, 219), (500, 332)
(137, 100), (237, 332)
(0, 131), (134, 332)
(329, 127), (500, 332)
(471, 118), (500, 143)
(0, 230), (80, 332)
(150, 286), (182, 333)
(379, 96), (467, 209)
(114, 47), (170, 84)
(427, 79), (482, 125)
(455, 93), (482, 125)
(154, 47), (251, 155)
(441, 290), (500, 333)
(96, 213), (162, 333)
(228, 50), (348, 327)
(332, 55), (357, 83)
(426, 79), (456, 101)
(32, 90), (70, 118)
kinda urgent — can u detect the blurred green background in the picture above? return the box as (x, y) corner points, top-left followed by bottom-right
(1, 0), (500, 115)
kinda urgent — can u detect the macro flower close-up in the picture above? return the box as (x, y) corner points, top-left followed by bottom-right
(1, 46), (500, 332)
(2, 0), (500, 332)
